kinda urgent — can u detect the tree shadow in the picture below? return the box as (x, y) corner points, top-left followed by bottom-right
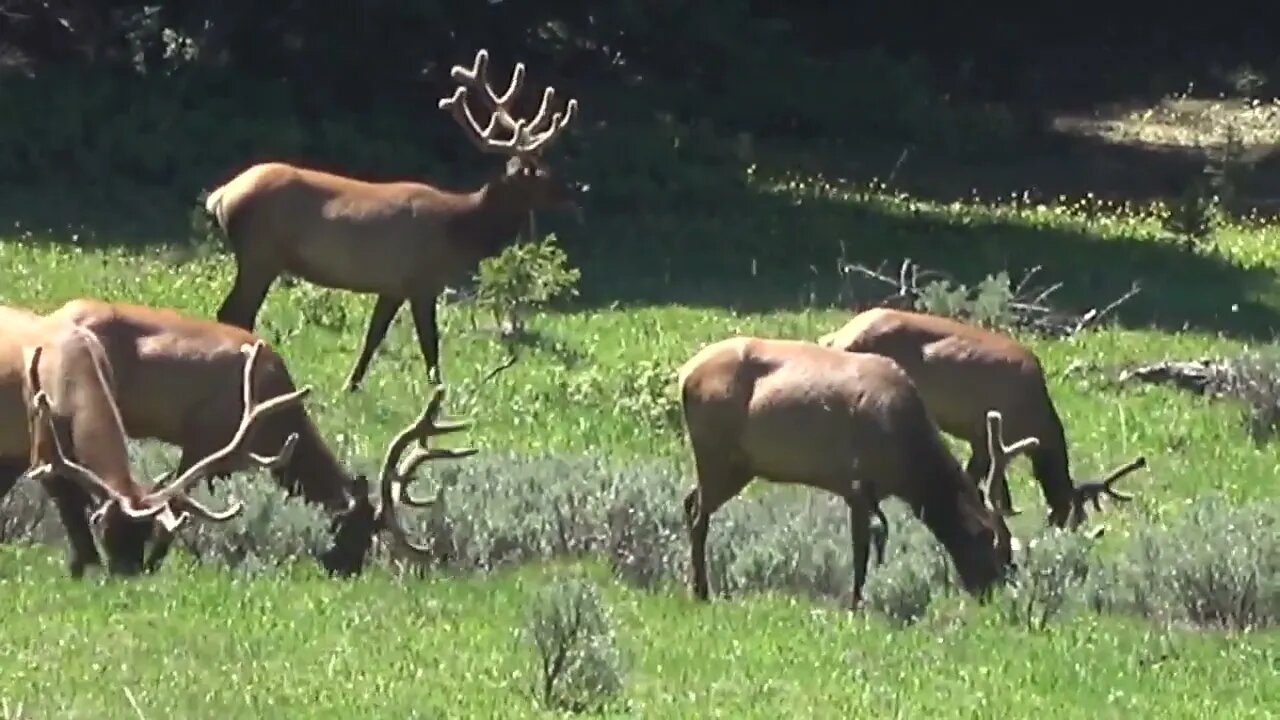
(563, 161), (1280, 341)
(756, 102), (1280, 215)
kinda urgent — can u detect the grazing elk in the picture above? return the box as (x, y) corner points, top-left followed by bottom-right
(677, 336), (1042, 608)
(818, 308), (1146, 529)
(0, 298), (470, 576)
(204, 47), (583, 392)
(17, 324), (303, 576)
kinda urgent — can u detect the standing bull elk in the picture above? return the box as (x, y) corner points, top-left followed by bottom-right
(204, 48), (583, 391)
(0, 298), (478, 576)
(17, 324), (303, 576)
(818, 308), (1146, 529)
(677, 336), (1042, 608)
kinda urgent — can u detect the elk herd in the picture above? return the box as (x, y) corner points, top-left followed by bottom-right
(0, 50), (1148, 611)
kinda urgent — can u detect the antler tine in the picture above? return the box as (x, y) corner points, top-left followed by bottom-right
(395, 445), (480, 507)
(518, 97), (579, 156)
(983, 410), (1040, 518)
(22, 349), (165, 522)
(1074, 456), (1146, 511)
(446, 48), (524, 132)
(439, 87), (528, 156)
(143, 341), (309, 508)
(247, 432), (300, 471)
(422, 385), (472, 435)
(521, 87), (560, 139)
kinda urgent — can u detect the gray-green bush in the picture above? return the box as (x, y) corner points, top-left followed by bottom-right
(521, 573), (628, 714)
(1, 445), (1276, 632)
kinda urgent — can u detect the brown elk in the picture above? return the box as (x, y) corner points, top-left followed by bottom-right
(677, 336), (1042, 608)
(16, 324), (303, 576)
(204, 47), (583, 392)
(818, 308), (1146, 530)
(0, 298), (472, 576)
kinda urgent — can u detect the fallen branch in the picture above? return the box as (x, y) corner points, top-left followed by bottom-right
(1117, 359), (1229, 396)
(480, 350), (520, 384)
(836, 257), (1141, 337)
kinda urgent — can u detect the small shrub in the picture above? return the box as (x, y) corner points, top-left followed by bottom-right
(1162, 162), (1220, 251)
(521, 574), (627, 714)
(605, 474), (686, 591)
(1002, 529), (1095, 630)
(912, 272), (1018, 330)
(1220, 350), (1280, 444)
(473, 233), (581, 338)
(862, 505), (953, 625)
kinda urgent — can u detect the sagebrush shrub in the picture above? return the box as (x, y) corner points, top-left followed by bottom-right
(521, 573), (627, 714)
(1087, 497), (1280, 630)
(0, 481), (55, 545)
(1221, 350), (1280, 444)
(1002, 529), (1096, 630)
(862, 505), (954, 624)
(171, 474), (333, 574)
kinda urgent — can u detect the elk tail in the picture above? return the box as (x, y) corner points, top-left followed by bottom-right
(203, 184), (230, 232)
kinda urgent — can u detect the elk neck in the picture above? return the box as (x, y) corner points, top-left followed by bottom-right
(274, 411), (364, 512)
(1027, 430), (1075, 527)
(447, 183), (538, 259)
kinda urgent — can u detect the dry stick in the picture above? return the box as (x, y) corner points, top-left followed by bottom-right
(122, 687), (147, 720)
(480, 351), (520, 384)
(886, 146), (910, 186)
(1073, 280), (1143, 333)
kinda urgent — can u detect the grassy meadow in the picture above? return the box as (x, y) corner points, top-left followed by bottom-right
(2, 107), (1280, 716)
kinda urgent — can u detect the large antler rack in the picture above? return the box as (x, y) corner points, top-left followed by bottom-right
(377, 385), (478, 559)
(437, 48), (578, 157)
(24, 340), (309, 534)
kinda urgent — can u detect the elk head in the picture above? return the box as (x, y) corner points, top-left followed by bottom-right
(438, 48), (583, 226)
(22, 340), (308, 574)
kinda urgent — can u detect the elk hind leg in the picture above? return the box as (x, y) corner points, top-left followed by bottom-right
(684, 454), (749, 602)
(870, 504), (889, 566)
(344, 294), (404, 392)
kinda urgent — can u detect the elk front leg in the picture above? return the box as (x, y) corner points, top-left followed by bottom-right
(44, 479), (103, 578)
(216, 265), (279, 331)
(344, 294), (404, 392)
(143, 447), (204, 574)
(409, 294), (442, 385)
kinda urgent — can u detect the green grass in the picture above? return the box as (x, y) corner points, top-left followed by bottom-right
(1, 550), (1275, 718)
(1, 174), (1279, 716)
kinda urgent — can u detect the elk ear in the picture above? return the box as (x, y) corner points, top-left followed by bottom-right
(352, 474), (370, 497)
